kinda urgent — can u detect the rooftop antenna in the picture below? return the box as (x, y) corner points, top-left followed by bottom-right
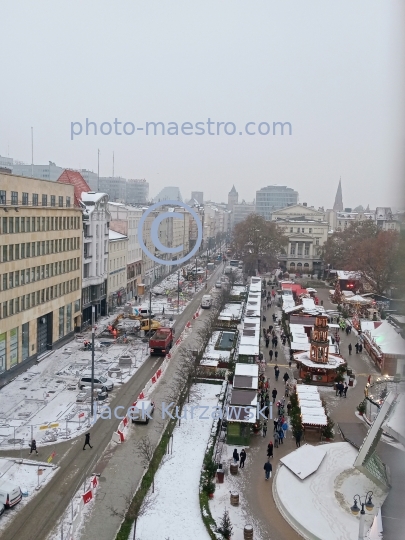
(31, 127), (34, 177)
(97, 149), (100, 191)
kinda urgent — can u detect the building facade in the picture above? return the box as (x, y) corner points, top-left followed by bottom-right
(80, 192), (111, 324)
(271, 204), (329, 273)
(108, 230), (128, 312)
(255, 185), (298, 221)
(108, 203), (143, 301)
(228, 185), (238, 210)
(232, 201), (256, 227)
(127, 179), (149, 204)
(0, 173), (82, 381)
(153, 186), (182, 203)
(191, 191), (204, 205)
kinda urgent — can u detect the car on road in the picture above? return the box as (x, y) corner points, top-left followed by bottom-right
(130, 400), (155, 424)
(78, 375), (114, 392)
(215, 281), (222, 288)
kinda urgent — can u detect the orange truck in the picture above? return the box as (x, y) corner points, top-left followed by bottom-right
(149, 328), (174, 356)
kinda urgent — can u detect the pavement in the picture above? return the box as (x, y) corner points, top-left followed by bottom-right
(0, 264), (224, 540)
(235, 277), (384, 540)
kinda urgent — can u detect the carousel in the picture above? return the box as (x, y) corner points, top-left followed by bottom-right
(294, 315), (346, 385)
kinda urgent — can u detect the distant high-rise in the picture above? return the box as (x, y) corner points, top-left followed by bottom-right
(191, 191), (204, 205)
(11, 160), (65, 181)
(153, 186), (182, 202)
(126, 179), (149, 204)
(228, 185), (238, 210)
(333, 178), (344, 212)
(255, 185), (298, 220)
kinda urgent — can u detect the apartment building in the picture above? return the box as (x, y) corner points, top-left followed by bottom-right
(256, 185), (298, 221)
(108, 203), (143, 301)
(271, 204), (328, 273)
(0, 173), (82, 382)
(108, 230), (128, 312)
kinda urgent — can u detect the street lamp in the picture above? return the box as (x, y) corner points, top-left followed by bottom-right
(350, 491), (374, 540)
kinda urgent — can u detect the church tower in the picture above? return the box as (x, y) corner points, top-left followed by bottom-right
(333, 178), (343, 212)
(228, 185), (238, 210)
(310, 315), (329, 363)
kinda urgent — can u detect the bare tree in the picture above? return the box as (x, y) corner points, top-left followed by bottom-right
(136, 435), (156, 493)
(107, 484), (156, 540)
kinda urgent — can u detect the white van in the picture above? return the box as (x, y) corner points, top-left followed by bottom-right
(224, 266), (233, 274)
(201, 294), (212, 309)
(0, 481), (22, 512)
(130, 400), (155, 424)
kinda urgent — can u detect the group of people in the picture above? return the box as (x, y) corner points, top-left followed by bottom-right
(335, 381), (349, 398)
(233, 448), (247, 468)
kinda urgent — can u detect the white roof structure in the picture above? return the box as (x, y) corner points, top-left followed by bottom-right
(279, 444), (326, 480)
(365, 321), (405, 356)
(383, 392), (405, 446)
(284, 305), (303, 314)
(218, 303), (244, 321)
(298, 398), (322, 407)
(296, 384), (319, 393)
(302, 298), (316, 310)
(109, 229), (127, 241)
(345, 294), (370, 304)
(294, 351), (346, 370)
(234, 364), (259, 377)
(342, 290), (355, 298)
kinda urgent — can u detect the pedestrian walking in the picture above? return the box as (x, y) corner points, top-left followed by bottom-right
(274, 431), (279, 448)
(29, 439), (38, 455)
(272, 387), (277, 403)
(338, 382), (344, 398)
(265, 337), (269, 348)
(239, 449), (246, 468)
(273, 418), (278, 431)
(233, 448), (240, 464)
(274, 351), (278, 362)
(287, 402), (292, 416)
(283, 372), (289, 384)
(264, 459), (273, 480)
(348, 343), (352, 355)
(343, 382), (348, 397)
(263, 421), (268, 437)
(355, 342), (359, 354)
(274, 338), (278, 348)
(359, 344), (363, 353)
(275, 367), (280, 382)
(162, 306), (165, 315)
(269, 349), (273, 361)
(267, 441), (273, 458)
(295, 430), (302, 448)
(278, 428), (284, 445)
(265, 406), (269, 419)
(83, 432), (93, 450)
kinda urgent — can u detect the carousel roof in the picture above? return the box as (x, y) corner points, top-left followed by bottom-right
(294, 351), (346, 370)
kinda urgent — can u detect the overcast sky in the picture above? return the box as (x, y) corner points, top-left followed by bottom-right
(1, 1), (404, 209)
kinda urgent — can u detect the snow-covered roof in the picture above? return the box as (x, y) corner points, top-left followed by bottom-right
(235, 364), (259, 377)
(301, 413), (327, 425)
(218, 303), (243, 320)
(294, 351), (346, 369)
(280, 444), (326, 480)
(238, 343), (259, 356)
(366, 320), (405, 356)
(284, 305), (303, 314)
(383, 393), (405, 446)
(109, 229), (127, 241)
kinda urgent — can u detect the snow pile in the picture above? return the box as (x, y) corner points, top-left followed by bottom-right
(135, 383), (223, 540)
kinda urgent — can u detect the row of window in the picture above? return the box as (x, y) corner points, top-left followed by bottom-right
(0, 190), (71, 208)
(0, 279), (80, 320)
(0, 215), (80, 235)
(1, 258), (80, 292)
(1, 237), (80, 263)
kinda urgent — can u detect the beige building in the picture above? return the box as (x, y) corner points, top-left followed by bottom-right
(271, 204), (329, 273)
(108, 230), (128, 312)
(0, 172), (82, 382)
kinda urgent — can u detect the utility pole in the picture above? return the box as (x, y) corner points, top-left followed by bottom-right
(91, 305), (95, 417)
(31, 127), (34, 178)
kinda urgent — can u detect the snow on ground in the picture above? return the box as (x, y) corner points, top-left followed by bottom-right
(0, 458), (57, 529)
(134, 383), (224, 540)
(209, 444), (265, 540)
(0, 314), (149, 449)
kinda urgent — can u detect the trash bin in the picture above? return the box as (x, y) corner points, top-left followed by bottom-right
(216, 469), (224, 483)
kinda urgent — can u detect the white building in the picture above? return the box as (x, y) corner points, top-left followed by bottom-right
(81, 192), (111, 324)
(232, 201), (255, 227)
(327, 207), (400, 233)
(271, 204), (329, 273)
(108, 230), (128, 312)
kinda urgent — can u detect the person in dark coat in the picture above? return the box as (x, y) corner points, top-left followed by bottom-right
(273, 418), (278, 432)
(283, 372), (289, 384)
(348, 343), (352, 355)
(232, 448), (239, 463)
(263, 421), (268, 437)
(265, 406), (269, 419)
(239, 449), (246, 468)
(359, 343), (363, 353)
(274, 351), (278, 362)
(275, 367), (280, 381)
(265, 337), (269, 348)
(264, 459), (273, 480)
(29, 439), (38, 455)
(355, 342), (359, 354)
(83, 432), (93, 450)
(267, 441), (273, 458)
(343, 382), (348, 397)
(295, 430), (302, 448)
(272, 388), (277, 403)
(269, 349), (273, 361)
(287, 402), (292, 416)
(338, 382), (344, 398)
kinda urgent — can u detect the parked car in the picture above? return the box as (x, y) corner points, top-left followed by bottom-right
(130, 400), (155, 424)
(201, 294), (212, 308)
(78, 375), (114, 392)
(0, 481), (22, 513)
(215, 281), (222, 288)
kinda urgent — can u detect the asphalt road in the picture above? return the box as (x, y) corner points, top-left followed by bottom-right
(0, 264), (224, 540)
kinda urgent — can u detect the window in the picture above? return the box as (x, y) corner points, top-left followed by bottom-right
(2, 217), (7, 234)
(15, 244), (19, 259)
(15, 217), (20, 233)
(26, 217), (30, 232)
(21, 243), (25, 258)
(0, 190), (6, 205)
(11, 191), (18, 205)
(309, 228), (312, 233)
(66, 196), (71, 207)
(32, 193), (38, 206)
(22, 323), (29, 361)
(2, 303), (7, 319)
(58, 196), (63, 207)
(66, 303), (72, 333)
(51, 195), (56, 207)
(9, 299), (14, 316)
(59, 307), (65, 338)
(26, 268), (30, 283)
(297, 228), (300, 233)
(9, 273), (14, 288)
(15, 271), (19, 286)
(22, 192), (28, 205)
(42, 218), (45, 231)
(2, 274), (7, 291)
(9, 245), (14, 260)
(21, 217), (25, 232)
(290, 244), (295, 255)
(42, 194), (47, 207)
(315, 238), (319, 245)
(9, 217), (14, 233)
(20, 269), (25, 285)
(37, 217), (40, 231)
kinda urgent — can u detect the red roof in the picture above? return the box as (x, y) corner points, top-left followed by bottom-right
(281, 283), (307, 295)
(57, 170), (91, 207)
